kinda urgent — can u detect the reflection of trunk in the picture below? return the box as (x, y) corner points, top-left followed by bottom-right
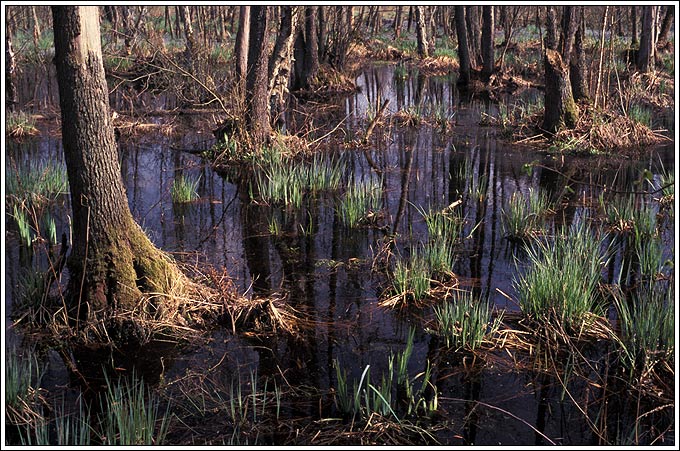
(5, 34), (17, 111)
(637, 6), (657, 72)
(241, 199), (272, 295)
(569, 7), (589, 101)
(415, 6), (429, 58)
(481, 6), (494, 82)
(392, 141), (415, 235)
(542, 49), (578, 133)
(235, 6), (250, 89)
(455, 6), (471, 86)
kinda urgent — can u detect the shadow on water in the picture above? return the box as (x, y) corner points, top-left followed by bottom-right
(4, 63), (675, 445)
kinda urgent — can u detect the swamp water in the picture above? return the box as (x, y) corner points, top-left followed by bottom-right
(4, 64), (675, 445)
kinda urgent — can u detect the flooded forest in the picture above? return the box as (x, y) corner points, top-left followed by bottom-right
(4, 4), (677, 446)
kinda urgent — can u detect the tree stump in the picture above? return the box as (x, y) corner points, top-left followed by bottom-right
(542, 49), (579, 134)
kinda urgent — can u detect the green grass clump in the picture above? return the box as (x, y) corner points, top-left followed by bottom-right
(614, 283), (674, 378)
(431, 290), (504, 352)
(100, 373), (170, 446)
(337, 179), (382, 228)
(513, 222), (607, 331)
(502, 188), (553, 241)
(5, 346), (41, 410)
(391, 252), (431, 302)
(6, 160), (69, 207)
(171, 174), (200, 204)
(7, 111), (40, 139)
(627, 103), (653, 127)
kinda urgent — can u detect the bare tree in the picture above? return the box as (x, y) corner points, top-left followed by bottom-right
(415, 6), (429, 58)
(455, 6), (471, 86)
(235, 6), (250, 89)
(481, 6), (494, 81)
(637, 6), (657, 72)
(245, 6), (271, 144)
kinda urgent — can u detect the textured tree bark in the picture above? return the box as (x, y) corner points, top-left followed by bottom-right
(569, 7), (589, 101)
(656, 6), (674, 49)
(466, 6), (482, 66)
(235, 6), (250, 89)
(637, 6), (657, 72)
(415, 6), (429, 58)
(52, 6), (182, 319)
(245, 6), (271, 145)
(481, 6), (494, 82)
(542, 49), (579, 133)
(303, 6), (319, 87)
(5, 34), (17, 112)
(455, 6), (471, 86)
(545, 6), (557, 50)
(269, 6), (301, 128)
(630, 6), (638, 46)
(559, 6), (576, 63)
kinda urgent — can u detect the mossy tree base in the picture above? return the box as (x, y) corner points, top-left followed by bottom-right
(542, 49), (579, 134)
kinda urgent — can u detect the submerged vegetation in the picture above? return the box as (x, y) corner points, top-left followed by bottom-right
(4, 4), (675, 447)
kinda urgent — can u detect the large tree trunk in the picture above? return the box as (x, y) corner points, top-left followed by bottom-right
(235, 6), (250, 89)
(466, 6), (482, 66)
(52, 6), (182, 319)
(559, 6), (576, 63)
(637, 6), (657, 72)
(542, 49), (579, 133)
(630, 6), (638, 46)
(455, 6), (471, 86)
(393, 5), (403, 39)
(569, 6), (589, 101)
(415, 6), (429, 58)
(481, 6), (494, 82)
(245, 6), (271, 145)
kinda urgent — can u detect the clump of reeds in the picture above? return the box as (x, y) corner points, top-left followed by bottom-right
(513, 222), (608, 331)
(614, 282), (674, 380)
(6, 159), (69, 207)
(389, 252), (431, 305)
(5, 345), (45, 430)
(502, 187), (553, 241)
(333, 328), (437, 422)
(337, 179), (382, 228)
(100, 373), (171, 445)
(430, 290), (504, 352)
(171, 174), (200, 203)
(6, 111), (40, 139)
(253, 149), (343, 208)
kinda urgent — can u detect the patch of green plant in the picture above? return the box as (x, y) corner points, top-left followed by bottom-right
(394, 62), (409, 81)
(430, 290), (504, 352)
(391, 251), (431, 302)
(502, 188), (553, 241)
(513, 222), (608, 331)
(627, 103), (653, 127)
(6, 160), (69, 207)
(171, 174), (200, 203)
(614, 282), (674, 378)
(100, 373), (171, 446)
(5, 345), (41, 410)
(433, 46), (457, 59)
(333, 328), (437, 422)
(12, 205), (34, 248)
(6, 111), (40, 139)
(337, 179), (382, 228)
(20, 398), (92, 446)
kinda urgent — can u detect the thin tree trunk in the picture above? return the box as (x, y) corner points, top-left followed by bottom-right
(631, 6), (638, 46)
(165, 6), (174, 39)
(31, 6), (41, 50)
(415, 6), (429, 58)
(6, 34), (18, 112)
(393, 5), (403, 39)
(235, 6), (250, 89)
(481, 6), (494, 81)
(594, 7), (608, 109)
(656, 6), (673, 49)
(545, 6), (557, 50)
(246, 6), (271, 145)
(570, 6), (589, 102)
(303, 6), (319, 87)
(269, 6), (302, 129)
(455, 6), (471, 86)
(637, 6), (657, 72)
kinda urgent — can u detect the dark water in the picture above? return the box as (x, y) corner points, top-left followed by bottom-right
(4, 63), (675, 445)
